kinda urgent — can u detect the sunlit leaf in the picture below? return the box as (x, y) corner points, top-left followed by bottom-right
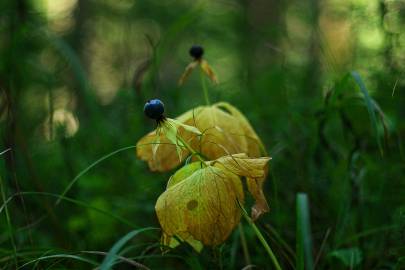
(137, 103), (266, 172)
(162, 231), (203, 252)
(136, 119), (201, 172)
(162, 120), (184, 162)
(211, 153), (271, 220)
(170, 118), (202, 135)
(156, 165), (244, 247)
(137, 131), (184, 171)
(167, 161), (204, 188)
(215, 102), (266, 156)
(188, 106), (249, 159)
(156, 153), (271, 250)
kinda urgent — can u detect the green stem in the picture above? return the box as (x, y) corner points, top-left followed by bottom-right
(163, 121), (206, 164)
(176, 134), (205, 164)
(239, 202), (282, 270)
(238, 223), (252, 265)
(0, 176), (18, 268)
(200, 67), (210, 105)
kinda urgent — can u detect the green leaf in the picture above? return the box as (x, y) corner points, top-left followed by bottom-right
(18, 254), (98, 269)
(167, 162), (203, 188)
(296, 193), (314, 270)
(351, 71), (383, 156)
(328, 247), (363, 267)
(100, 227), (158, 270)
(162, 121), (183, 162)
(170, 118), (202, 135)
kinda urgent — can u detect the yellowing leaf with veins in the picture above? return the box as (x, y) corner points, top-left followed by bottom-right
(137, 103), (266, 172)
(161, 232), (203, 252)
(214, 102), (266, 157)
(137, 131), (184, 172)
(211, 153), (271, 220)
(246, 175), (269, 220)
(212, 153), (269, 179)
(167, 161), (204, 188)
(188, 106), (249, 159)
(156, 165), (244, 247)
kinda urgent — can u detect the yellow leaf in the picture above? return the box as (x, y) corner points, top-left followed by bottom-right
(214, 102), (266, 157)
(137, 131), (182, 172)
(170, 118), (202, 136)
(136, 118), (201, 172)
(155, 164), (244, 247)
(246, 175), (269, 221)
(212, 153), (271, 220)
(188, 106), (249, 159)
(167, 161), (204, 188)
(212, 153), (269, 179)
(137, 103), (266, 172)
(161, 233), (203, 252)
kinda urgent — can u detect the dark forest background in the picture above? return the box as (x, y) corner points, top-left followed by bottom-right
(0, 0), (404, 269)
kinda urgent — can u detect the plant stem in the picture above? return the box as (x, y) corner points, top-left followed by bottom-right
(200, 67), (210, 105)
(0, 176), (18, 268)
(176, 134), (205, 164)
(163, 121), (206, 164)
(238, 223), (252, 265)
(239, 202), (282, 270)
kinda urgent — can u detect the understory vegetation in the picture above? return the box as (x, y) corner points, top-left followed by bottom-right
(0, 0), (404, 269)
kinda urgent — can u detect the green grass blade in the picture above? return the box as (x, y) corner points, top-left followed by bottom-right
(328, 248), (362, 267)
(18, 254), (98, 269)
(81, 251), (150, 270)
(56, 142), (175, 205)
(0, 176), (18, 268)
(56, 145), (137, 205)
(336, 224), (398, 247)
(351, 71), (383, 156)
(296, 193), (314, 270)
(99, 227), (158, 270)
(238, 201), (282, 270)
(0, 148), (11, 156)
(0, 191), (137, 228)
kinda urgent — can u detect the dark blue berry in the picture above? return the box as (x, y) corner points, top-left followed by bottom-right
(189, 45), (204, 59)
(144, 99), (164, 120)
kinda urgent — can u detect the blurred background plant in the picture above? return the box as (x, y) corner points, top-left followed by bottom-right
(0, 0), (404, 269)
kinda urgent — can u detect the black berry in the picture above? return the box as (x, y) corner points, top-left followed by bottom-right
(189, 45), (204, 59)
(144, 99), (164, 120)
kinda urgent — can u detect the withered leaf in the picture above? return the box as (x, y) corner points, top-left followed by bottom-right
(156, 164), (244, 247)
(212, 153), (271, 220)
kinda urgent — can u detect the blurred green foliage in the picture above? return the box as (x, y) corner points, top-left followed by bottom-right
(0, 0), (404, 269)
